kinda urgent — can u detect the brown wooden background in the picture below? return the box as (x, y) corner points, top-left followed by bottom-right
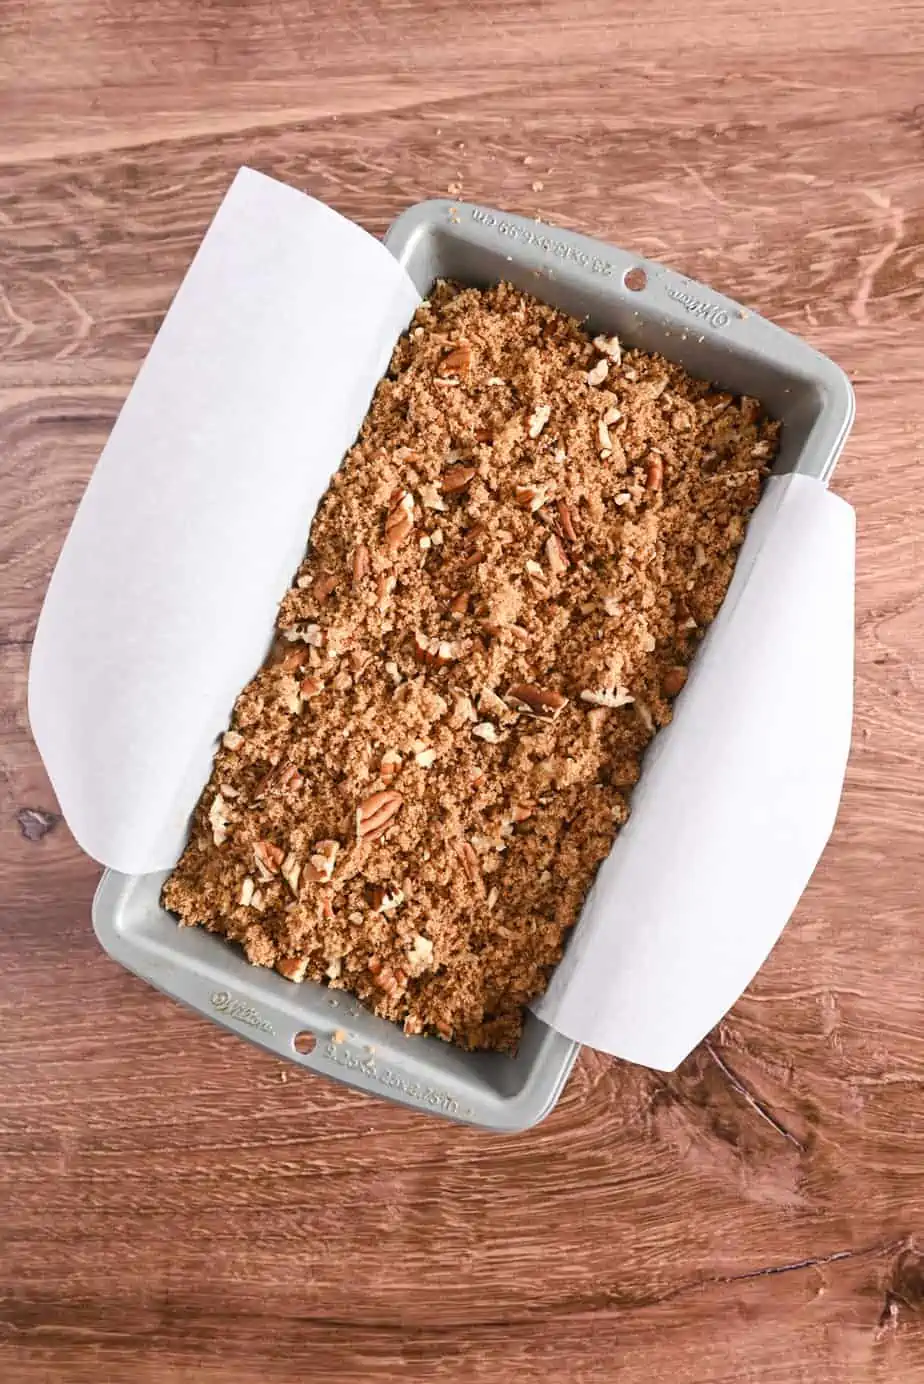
(3, 1), (924, 1380)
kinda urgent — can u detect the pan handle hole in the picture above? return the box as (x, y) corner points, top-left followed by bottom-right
(624, 266), (648, 292)
(293, 1030), (317, 1056)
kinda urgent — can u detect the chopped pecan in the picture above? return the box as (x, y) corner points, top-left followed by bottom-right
(367, 883), (405, 912)
(254, 839), (285, 878)
(377, 573), (396, 611)
(514, 482), (550, 511)
(280, 851), (301, 896)
(478, 686), (510, 719)
(303, 839), (340, 883)
(663, 666), (688, 697)
(636, 700), (655, 732)
(314, 572), (338, 604)
(276, 955), (309, 983)
(252, 761), (302, 801)
(367, 957), (407, 998)
(380, 748), (403, 780)
(414, 632), (459, 667)
(208, 793), (230, 846)
(300, 675), (324, 700)
(580, 687), (634, 709)
(384, 491), (415, 554)
(352, 543), (370, 584)
(454, 839), (486, 898)
(506, 683), (569, 721)
(545, 533), (570, 575)
(281, 622), (323, 647)
(557, 499), (578, 543)
(593, 333), (622, 363)
(528, 403), (551, 437)
(646, 454), (664, 491)
(438, 342), (472, 378)
(278, 644), (308, 673)
(441, 464), (477, 494)
(356, 790), (403, 841)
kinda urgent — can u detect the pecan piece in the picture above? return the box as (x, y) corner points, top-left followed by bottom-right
(367, 883), (405, 912)
(579, 687), (635, 709)
(440, 464), (477, 494)
(380, 748), (403, 780)
(514, 482), (550, 512)
(277, 644), (308, 673)
(252, 761), (303, 801)
(356, 790), (403, 841)
(438, 342), (472, 378)
(376, 572), (396, 611)
(646, 454), (664, 491)
(546, 533), (570, 575)
(352, 543), (370, 584)
(413, 631), (459, 668)
(276, 955), (310, 983)
(280, 851), (301, 896)
(384, 491), (415, 554)
(557, 499), (578, 543)
(303, 839), (340, 883)
(367, 956), (407, 998)
(663, 666), (688, 697)
(454, 839), (486, 898)
(254, 839), (285, 879)
(593, 333), (622, 363)
(506, 683), (569, 721)
(314, 572), (338, 604)
(208, 793), (230, 846)
(528, 403), (551, 438)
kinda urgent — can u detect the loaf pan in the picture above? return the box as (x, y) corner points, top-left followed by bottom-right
(92, 199), (854, 1131)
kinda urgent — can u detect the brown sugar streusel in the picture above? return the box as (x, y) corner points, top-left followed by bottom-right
(162, 281), (779, 1052)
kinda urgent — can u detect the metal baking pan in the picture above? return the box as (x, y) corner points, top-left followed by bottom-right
(92, 199), (854, 1132)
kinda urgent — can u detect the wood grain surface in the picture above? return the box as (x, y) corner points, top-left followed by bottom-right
(3, 1), (924, 1380)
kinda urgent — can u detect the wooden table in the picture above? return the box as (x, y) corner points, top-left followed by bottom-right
(3, 2), (924, 1379)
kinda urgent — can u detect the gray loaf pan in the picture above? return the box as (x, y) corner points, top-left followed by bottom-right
(92, 199), (854, 1132)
